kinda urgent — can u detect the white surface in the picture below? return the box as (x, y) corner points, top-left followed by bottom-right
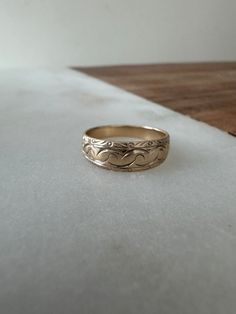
(1, 0), (236, 67)
(0, 68), (236, 314)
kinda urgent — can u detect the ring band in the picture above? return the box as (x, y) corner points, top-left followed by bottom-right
(82, 125), (169, 172)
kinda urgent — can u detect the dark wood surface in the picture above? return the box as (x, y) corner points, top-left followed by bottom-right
(74, 63), (236, 136)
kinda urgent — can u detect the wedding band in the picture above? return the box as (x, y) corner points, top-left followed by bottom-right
(82, 125), (169, 172)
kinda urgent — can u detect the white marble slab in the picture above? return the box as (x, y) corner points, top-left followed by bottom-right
(0, 68), (236, 314)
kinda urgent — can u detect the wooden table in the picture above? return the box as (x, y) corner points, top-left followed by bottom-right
(74, 63), (236, 136)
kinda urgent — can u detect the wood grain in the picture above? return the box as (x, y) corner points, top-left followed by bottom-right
(74, 63), (236, 136)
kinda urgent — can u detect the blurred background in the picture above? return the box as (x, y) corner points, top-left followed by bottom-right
(0, 0), (236, 68)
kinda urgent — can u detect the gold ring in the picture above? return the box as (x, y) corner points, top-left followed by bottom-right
(82, 125), (169, 172)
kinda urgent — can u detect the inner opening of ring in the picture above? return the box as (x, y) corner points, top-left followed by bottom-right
(86, 125), (167, 141)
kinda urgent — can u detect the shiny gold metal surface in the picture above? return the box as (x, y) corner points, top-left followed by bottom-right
(82, 125), (169, 171)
